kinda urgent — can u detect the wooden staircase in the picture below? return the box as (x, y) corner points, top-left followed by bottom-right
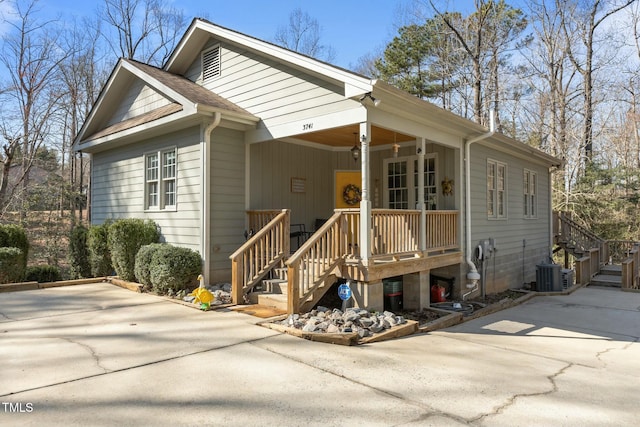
(590, 264), (622, 288)
(555, 211), (639, 289)
(252, 264), (338, 312)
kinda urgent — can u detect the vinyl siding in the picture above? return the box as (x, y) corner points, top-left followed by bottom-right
(185, 40), (356, 127)
(209, 127), (246, 282)
(91, 126), (202, 253)
(106, 79), (173, 127)
(468, 143), (551, 291)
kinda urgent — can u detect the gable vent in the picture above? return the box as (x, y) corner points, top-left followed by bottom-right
(202, 45), (221, 81)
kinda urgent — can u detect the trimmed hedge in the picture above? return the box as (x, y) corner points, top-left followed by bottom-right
(0, 247), (24, 284)
(26, 265), (62, 283)
(0, 224), (28, 281)
(108, 219), (159, 282)
(134, 243), (165, 288)
(88, 221), (113, 277)
(149, 245), (202, 294)
(68, 225), (91, 279)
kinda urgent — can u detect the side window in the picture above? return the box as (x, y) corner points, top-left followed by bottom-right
(524, 169), (537, 219)
(145, 148), (177, 210)
(487, 159), (507, 219)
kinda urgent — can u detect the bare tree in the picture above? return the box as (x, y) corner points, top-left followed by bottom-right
(0, 0), (69, 218)
(274, 8), (336, 62)
(560, 0), (636, 163)
(59, 17), (107, 221)
(101, 0), (186, 66)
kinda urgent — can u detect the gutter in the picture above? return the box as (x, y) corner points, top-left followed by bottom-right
(464, 112), (495, 289)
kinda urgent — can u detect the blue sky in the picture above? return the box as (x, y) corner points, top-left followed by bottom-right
(40, 0), (419, 69)
(1, 0), (501, 69)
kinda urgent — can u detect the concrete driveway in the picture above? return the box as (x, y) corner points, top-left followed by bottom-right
(1, 282), (638, 426)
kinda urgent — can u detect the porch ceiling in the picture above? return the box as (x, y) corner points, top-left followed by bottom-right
(295, 124), (415, 147)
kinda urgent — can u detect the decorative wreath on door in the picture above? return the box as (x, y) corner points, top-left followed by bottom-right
(342, 184), (362, 205)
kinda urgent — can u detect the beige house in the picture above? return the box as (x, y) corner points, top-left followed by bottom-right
(74, 18), (562, 313)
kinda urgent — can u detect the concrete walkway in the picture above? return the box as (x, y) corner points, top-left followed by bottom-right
(1, 282), (638, 426)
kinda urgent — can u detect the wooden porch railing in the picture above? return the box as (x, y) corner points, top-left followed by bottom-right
(231, 208), (460, 313)
(286, 211), (344, 314)
(247, 210), (283, 233)
(621, 246), (640, 290)
(556, 212), (605, 264)
(230, 209), (290, 304)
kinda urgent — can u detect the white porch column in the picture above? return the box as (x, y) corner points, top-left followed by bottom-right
(417, 138), (427, 251)
(359, 121), (372, 264)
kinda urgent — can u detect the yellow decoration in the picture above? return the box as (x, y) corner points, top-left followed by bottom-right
(335, 171), (362, 208)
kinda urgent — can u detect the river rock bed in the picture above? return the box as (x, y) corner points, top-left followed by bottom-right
(280, 306), (407, 338)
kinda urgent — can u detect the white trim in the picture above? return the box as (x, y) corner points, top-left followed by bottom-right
(144, 146), (178, 212)
(487, 158), (507, 220)
(524, 168), (538, 219)
(167, 20), (373, 96)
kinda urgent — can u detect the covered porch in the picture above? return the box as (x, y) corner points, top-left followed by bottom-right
(230, 206), (461, 314)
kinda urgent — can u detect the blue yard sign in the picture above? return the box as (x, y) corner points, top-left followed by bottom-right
(338, 283), (352, 301)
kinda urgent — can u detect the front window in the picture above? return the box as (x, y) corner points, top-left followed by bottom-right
(145, 148), (177, 210)
(487, 159), (507, 219)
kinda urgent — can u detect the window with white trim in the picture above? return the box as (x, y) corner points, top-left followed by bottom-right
(524, 169), (537, 218)
(145, 148), (177, 210)
(202, 45), (221, 81)
(487, 159), (507, 219)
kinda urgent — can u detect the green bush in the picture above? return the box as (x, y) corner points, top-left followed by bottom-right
(68, 225), (91, 279)
(0, 224), (28, 278)
(26, 265), (62, 283)
(88, 221), (113, 277)
(0, 247), (24, 284)
(108, 219), (159, 282)
(149, 245), (202, 294)
(134, 243), (165, 287)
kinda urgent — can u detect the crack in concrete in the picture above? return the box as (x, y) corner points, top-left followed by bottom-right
(60, 337), (110, 373)
(0, 300), (167, 323)
(0, 311), (12, 320)
(0, 334), (276, 398)
(254, 340), (472, 426)
(470, 363), (573, 425)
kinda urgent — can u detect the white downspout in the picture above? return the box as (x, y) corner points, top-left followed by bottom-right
(464, 112), (495, 287)
(201, 112), (222, 286)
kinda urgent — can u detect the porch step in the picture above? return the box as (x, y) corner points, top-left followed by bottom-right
(272, 267), (288, 281)
(599, 264), (622, 277)
(262, 279), (288, 294)
(257, 293), (288, 311)
(590, 274), (622, 288)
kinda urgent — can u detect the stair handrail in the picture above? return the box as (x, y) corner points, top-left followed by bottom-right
(285, 210), (345, 313)
(230, 209), (290, 304)
(557, 212), (605, 261)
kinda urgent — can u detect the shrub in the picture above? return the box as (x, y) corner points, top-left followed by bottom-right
(108, 219), (159, 282)
(149, 245), (202, 294)
(134, 243), (165, 287)
(0, 247), (24, 284)
(88, 221), (113, 277)
(26, 265), (62, 283)
(68, 225), (91, 279)
(0, 224), (28, 278)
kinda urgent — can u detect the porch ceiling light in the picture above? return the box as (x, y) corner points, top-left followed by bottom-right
(359, 92), (381, 107)
(351, 132), (361, 162)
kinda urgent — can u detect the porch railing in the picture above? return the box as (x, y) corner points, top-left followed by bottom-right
(230, 209), (290, 303)
(286, 211), (344, 313)
(341, 209), (458, 258)
(231, 208), (460, 313)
